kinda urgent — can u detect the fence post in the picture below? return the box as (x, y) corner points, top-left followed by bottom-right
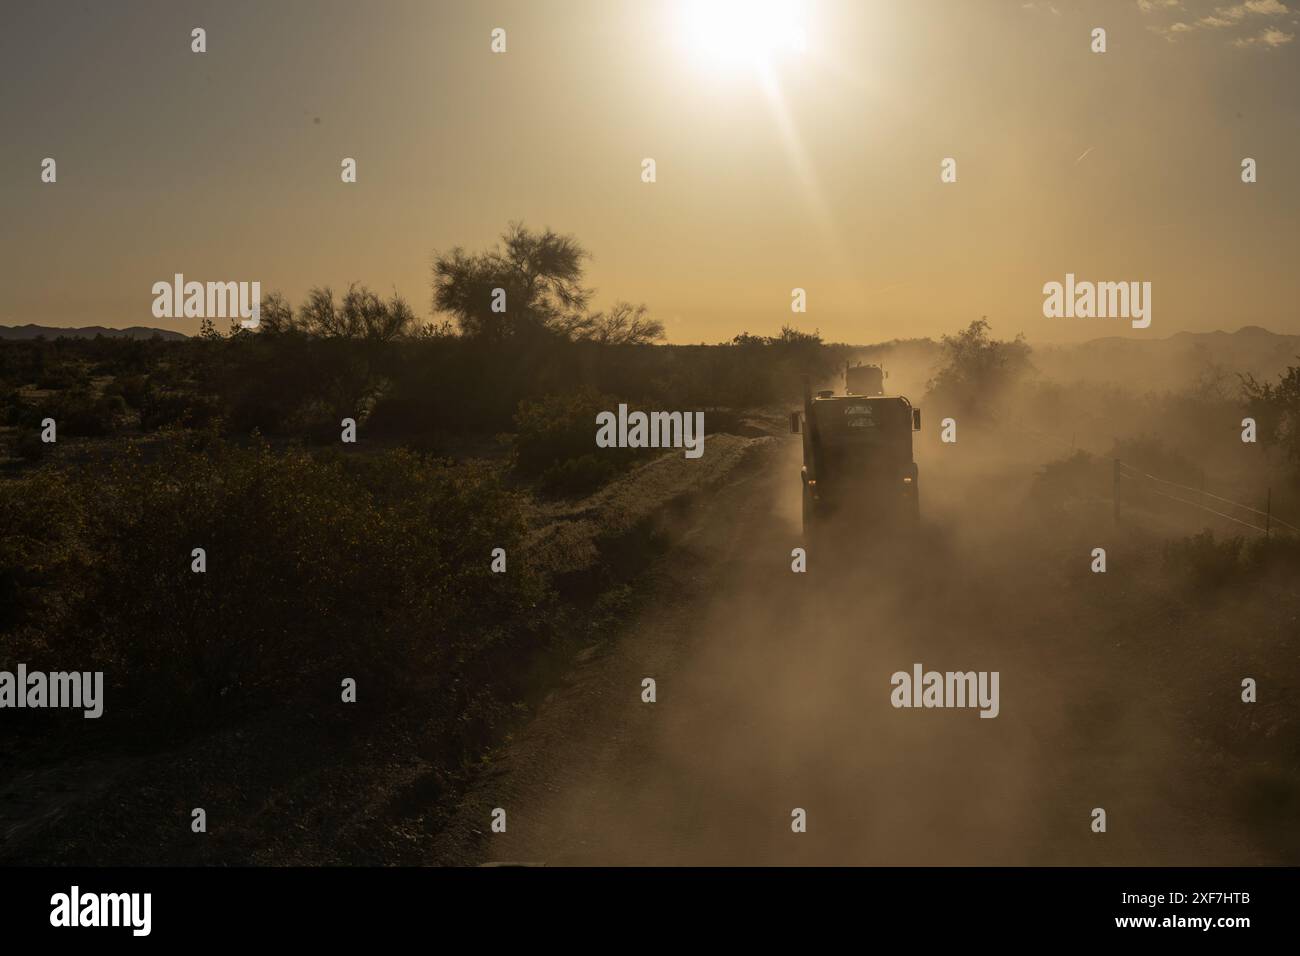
(1113, 458), (1121, 524)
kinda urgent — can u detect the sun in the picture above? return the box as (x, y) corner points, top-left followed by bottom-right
(676, 0), (809, 72)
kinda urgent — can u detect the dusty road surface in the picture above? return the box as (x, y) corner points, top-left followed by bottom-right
(438, 434), (1278, 866)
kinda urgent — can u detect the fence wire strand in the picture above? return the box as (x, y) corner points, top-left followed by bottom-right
(1138, 485), (1277, 533)
(986, 414), (1296, 535)
(1118, 464), (1299, 533)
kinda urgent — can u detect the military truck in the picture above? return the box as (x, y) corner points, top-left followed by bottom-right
(790, 366), (921, 538)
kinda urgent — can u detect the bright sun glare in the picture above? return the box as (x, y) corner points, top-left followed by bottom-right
(677, 0), (808, 71)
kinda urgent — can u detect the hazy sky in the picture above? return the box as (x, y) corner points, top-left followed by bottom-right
(2, 0), (1298, 343)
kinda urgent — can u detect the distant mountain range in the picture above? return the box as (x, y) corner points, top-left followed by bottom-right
(0, 324), (188, 341)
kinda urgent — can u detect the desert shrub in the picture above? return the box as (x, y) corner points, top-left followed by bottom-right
(38, 387), (122, 437)
(33, 364), (83, 391)
(0, 439), (554, 751)
(1162, 530), (1246, 591)
(1242, 363), (1300, 460)
(0, 468), (85, 635)
(1030, 450), (1110, 519)
(104, 374), (149, 410)
(513, 390), (609, 476)
(139, 388), (217, 431)
(0, 390), (26, 427)
(12, 429), (50, 462)
(1111, 434), (1200, 486)
(1243, 533), (1300, 578)
(925, 318), (1033, 423)
(101, 393), (127, 420)
(208, 335), (379, 437)
(513, 390), (647, 495)
(365, 394), (436, 442)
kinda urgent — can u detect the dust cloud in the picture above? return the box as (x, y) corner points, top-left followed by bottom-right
(460, 422), (1285, 865)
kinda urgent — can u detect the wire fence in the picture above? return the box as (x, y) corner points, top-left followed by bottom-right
(1116, 461), (1298, 536)
(986, 413), (1297, 538)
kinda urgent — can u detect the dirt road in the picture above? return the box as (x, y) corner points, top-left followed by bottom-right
(440, 435), (1279, 866)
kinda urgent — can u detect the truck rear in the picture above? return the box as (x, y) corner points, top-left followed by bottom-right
(791, 378), (921, 540)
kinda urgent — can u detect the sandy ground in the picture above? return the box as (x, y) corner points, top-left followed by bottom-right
(436, 435), (1285, 866)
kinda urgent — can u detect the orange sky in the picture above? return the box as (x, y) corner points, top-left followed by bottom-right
(2, 0), (1298, 343)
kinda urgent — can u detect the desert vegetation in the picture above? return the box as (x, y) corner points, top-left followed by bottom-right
(3, 227), (1299, 864)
